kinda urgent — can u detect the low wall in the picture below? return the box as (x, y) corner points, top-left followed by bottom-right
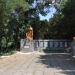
(20, 39), (71, 52)
(34, 40), (71, 51)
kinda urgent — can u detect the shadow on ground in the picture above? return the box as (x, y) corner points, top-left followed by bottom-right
(42, 49), (67, 53)
(36, 54), (75, 75)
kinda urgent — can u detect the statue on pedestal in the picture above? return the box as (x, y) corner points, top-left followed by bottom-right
(26, 25), (33, 41)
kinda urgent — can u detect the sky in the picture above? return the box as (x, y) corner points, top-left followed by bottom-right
(39, 6), (57, 21)
(32, 0), (57, 21)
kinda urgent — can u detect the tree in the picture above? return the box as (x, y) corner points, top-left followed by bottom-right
(0, 0), (6, 50)
(61, 0), (75, 39)
(47, 0), (75, 39)
(0, 0), (29, 52)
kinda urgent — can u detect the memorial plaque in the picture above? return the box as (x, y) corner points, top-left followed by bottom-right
(24, 45), (30, 48)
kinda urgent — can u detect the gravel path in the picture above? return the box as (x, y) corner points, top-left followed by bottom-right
(0, 52), (75, 75)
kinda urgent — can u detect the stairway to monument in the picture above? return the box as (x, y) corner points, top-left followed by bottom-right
(20, 39), (34, 53)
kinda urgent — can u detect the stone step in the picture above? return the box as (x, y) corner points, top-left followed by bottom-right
(21, 48), (34, 53)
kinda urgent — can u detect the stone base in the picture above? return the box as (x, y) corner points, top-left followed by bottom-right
(20, 39), (34, 53)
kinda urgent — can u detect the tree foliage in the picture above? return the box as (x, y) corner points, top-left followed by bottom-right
(47, 0), (75, 39)
(0, 0), (29, 53)
(61, 0), (75, 39)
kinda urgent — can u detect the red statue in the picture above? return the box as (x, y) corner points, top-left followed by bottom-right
(26, 26), (33, 41)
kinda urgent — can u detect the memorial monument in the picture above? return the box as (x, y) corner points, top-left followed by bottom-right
(20, 25), (34, 52)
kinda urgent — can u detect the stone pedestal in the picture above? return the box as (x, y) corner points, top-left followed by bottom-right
(20, 39), (34, 53)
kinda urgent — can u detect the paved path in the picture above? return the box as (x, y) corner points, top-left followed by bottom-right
(0, 52), (75, 75)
